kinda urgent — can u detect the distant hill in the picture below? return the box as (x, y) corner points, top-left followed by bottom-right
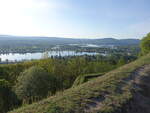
(0, 35), (140, 47)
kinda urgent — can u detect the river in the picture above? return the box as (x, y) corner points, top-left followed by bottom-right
(0, 51), (100, 62)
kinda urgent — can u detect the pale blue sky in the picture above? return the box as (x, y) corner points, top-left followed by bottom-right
(0, 0), (149, 39)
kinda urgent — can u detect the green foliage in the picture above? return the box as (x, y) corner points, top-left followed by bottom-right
(14, 66), (58, 104)
(140, 33), (150, 55)
(9, 53), (150, 113)
(0, 55), (135, 89)
(117, 57), (126, 66)
(0, 55), (136, 112)
(0, 79), (19, 113)
(73, 72), (105, 87)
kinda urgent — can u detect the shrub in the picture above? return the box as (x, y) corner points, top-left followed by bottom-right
(0, 79), (19, 113)
(140, 33), (150, 55)
(15, 66), (58, 104)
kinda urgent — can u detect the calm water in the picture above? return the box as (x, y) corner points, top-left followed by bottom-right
(0, 51), (99, 61)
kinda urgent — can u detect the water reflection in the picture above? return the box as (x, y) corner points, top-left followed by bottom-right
(0, 51), (99, 61)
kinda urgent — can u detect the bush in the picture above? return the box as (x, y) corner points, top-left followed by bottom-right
(15, 66), (58, 104)
(140, 33), (150, 55)
(0, 79), (19, 113)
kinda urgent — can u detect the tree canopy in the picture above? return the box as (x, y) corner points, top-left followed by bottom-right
(140, 33), (150, 55)
(15, 66), (58, 104)
(0, 79), (19, 113)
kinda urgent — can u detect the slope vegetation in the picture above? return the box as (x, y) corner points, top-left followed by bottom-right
(10, 53), (150, 113)
(73, 72), (105, 87)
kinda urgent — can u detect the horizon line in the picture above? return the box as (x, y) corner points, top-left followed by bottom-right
(0, 34), (140, 40)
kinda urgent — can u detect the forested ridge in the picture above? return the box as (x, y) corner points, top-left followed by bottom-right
(0, 35), (140, 54)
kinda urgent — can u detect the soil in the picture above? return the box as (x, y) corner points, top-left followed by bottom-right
(84, 65), (150, 113)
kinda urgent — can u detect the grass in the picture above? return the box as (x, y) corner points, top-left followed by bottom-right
(9, 53), (150, 113)
(73, 72), (105, 87)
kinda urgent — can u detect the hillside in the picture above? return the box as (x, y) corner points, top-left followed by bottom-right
(0, 35), (140, 47)
(9, 53), (150, 113)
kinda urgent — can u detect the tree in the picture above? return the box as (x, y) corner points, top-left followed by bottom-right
(0, 79), (19, 113)
(140, 33), (150, 55)
(117, 57), (126, 66)
(15, 66), (58, 104)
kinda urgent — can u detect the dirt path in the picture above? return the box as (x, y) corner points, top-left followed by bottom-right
(123, 65), (150, 113)
(84, 65), (150, 113)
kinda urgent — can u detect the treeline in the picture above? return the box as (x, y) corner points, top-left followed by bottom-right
(0, 54), (137, 113)
(0, 44), (140, 56)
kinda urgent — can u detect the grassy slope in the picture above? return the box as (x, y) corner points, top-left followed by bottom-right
(10, 53), (150, 113)
(72, 72), (105, 87)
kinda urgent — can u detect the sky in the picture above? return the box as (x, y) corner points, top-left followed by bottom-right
(0, 0), (150, 39)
